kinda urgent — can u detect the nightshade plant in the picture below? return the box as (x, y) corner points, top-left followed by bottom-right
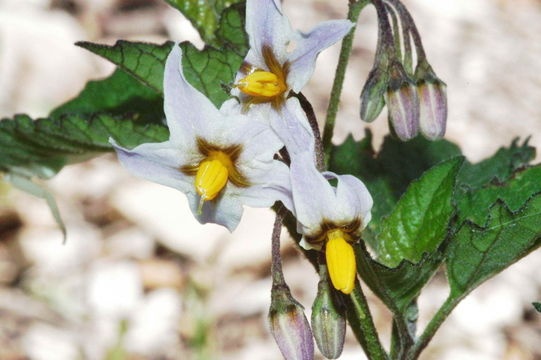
(1, 0), (540, 359)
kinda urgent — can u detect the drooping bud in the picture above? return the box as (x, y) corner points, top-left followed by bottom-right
(311, 267), (346, 359)
(360, 66), (389, 123)
(385, 61), (420, 141)
(269, 284), (314, 360)
(415, 60), (448, 140)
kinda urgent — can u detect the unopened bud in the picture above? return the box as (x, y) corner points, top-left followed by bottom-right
(360, 67), (389, 123)
(385, 61), (420, 141)
(269, 285), (314, 360)
(415, 61), (448, 140)
(311, 274), (346, 359)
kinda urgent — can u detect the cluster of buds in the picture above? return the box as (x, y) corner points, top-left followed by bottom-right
(360, 0), (447, 141)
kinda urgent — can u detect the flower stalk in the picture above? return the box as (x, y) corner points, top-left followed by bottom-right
(269, 210), (315, 360)
(347, 282), (389, 360)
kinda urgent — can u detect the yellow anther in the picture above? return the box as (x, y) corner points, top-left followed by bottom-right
(236, 71), (286, 98)
(325, 230), (356, 294)
(195, 151), (232, 202)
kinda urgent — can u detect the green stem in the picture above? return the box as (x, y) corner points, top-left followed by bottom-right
(406, 295), (458, 360)
(355, 242), (413, 357)
(349, 282), (389, 360)
(322, 0), (370, 166)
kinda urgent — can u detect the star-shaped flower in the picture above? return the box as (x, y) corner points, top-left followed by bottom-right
(271, 99), (373, 294)
(233, 0), (353, 111)
(112, 46), (292, 231)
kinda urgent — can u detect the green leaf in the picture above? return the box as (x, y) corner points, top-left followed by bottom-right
(164, 0), (243, 44)
(51, 69), (164, 124)
(458, 137), (535, 191)
(76, 41), (174, 94)
(355, 241), (445, 312)
(328, 131), (461, 246)
(534, 302), (541, 313)
(376, 157), (464, 267)
(328, 133), (535, 254)
(0, 113), (168, 178)
(458, 165), (541, 226)
(179, 4), (249, 106)
(179, 42), (242, 107)
(446, 193), (541, 298)
(77, 4), (248, 108)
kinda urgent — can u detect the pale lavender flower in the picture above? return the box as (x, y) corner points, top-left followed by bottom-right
(111, 46), (292, 231)
(270, 99), (373, 294)
(231, 0), (353, 112)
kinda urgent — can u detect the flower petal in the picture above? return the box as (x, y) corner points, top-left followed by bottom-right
(186, 187), (244, 232)
(289, 152), (337, 235)
(240, 160), (293, 212)
(236, 121), (283, 165)
(111, 139), (194, 194)
(270, 98), (314, 157)
(332, 173), (373, 228)
(287, 20), (353, 92)
(245, 0), (295, 65)
(164, 45), (221, 145)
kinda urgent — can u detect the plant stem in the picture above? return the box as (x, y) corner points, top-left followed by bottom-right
(355, 242), (414, 357)
(322, 0), (370, 166)
(406, 295), (458, 360)
(349, 282), (389, 360)
(271, 208), (286, 287)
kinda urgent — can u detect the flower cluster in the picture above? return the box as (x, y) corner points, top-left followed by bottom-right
(113, 0), (370, 297)
(111, 0), (445, 358)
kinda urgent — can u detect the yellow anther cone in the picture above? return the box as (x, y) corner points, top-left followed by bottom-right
(236, 71), (286, 98)
(195, 158), (229, 201)
(325, 231), (356, 294)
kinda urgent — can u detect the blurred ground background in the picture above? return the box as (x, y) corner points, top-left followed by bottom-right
(0, 0), (541, 359)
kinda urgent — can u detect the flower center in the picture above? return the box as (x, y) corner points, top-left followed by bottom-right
(195, 151), (234, 201)
(325, 229), (356, 294)
(236, 70), (287, 98)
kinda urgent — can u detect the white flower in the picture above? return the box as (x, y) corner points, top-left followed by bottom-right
(271, 99), (373, 294)
(232, 0), (353, 111)
(111, 46), (292, 231)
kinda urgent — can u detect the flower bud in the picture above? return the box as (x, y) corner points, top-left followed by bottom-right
(385, 61), (420, 141)
(415, 61), (448, 140)
(269, 285), (314, 360)
(311, 275), (346, 359)
(360, 67), (389, 123)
